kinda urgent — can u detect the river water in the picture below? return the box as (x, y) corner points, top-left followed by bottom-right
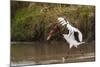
(11, 41), (95, 66)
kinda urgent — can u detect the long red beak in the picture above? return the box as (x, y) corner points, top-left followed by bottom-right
(47, 30), (53, 40)
(47, 35), (51, 40)
(47, 23), (58, 40)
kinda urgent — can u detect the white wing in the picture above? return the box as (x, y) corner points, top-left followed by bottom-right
(73, 27), (83, 42)
(78, 31), (83, 42)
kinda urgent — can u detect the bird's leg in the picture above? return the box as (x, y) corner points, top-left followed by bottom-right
(77, 46), (84, 56)
(65, 47), (72, 59)
(79, 47), (84, 56)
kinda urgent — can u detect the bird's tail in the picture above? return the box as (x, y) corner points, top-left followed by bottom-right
(80, 42), (85, 44)
(75, 42), (85, 48)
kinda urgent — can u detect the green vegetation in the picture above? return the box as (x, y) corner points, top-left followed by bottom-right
(11, 1), (95, 42)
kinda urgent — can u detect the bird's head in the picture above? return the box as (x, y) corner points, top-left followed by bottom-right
(57, 17), (69, 26)
(58, 17), (65, 23)
(47, 17), (69, 41)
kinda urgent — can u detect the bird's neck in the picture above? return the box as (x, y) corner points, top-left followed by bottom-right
(66, 23), (73, 30)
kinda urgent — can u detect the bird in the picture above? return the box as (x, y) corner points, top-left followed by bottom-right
(57, 17), (85, 48)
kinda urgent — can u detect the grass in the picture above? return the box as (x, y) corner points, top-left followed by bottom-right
(11, 2), (95, 41)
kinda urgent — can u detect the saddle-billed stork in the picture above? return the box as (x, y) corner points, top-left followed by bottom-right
(47, 17), (85, 48)
(47, 17), (85, 61)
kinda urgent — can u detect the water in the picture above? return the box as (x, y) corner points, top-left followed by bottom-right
(11, 41), (95, 66)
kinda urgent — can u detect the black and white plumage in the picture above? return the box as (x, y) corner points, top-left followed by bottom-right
(58, 17), (85, 48)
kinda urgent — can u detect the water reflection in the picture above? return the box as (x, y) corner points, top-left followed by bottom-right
(11, 41), (95, 64)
